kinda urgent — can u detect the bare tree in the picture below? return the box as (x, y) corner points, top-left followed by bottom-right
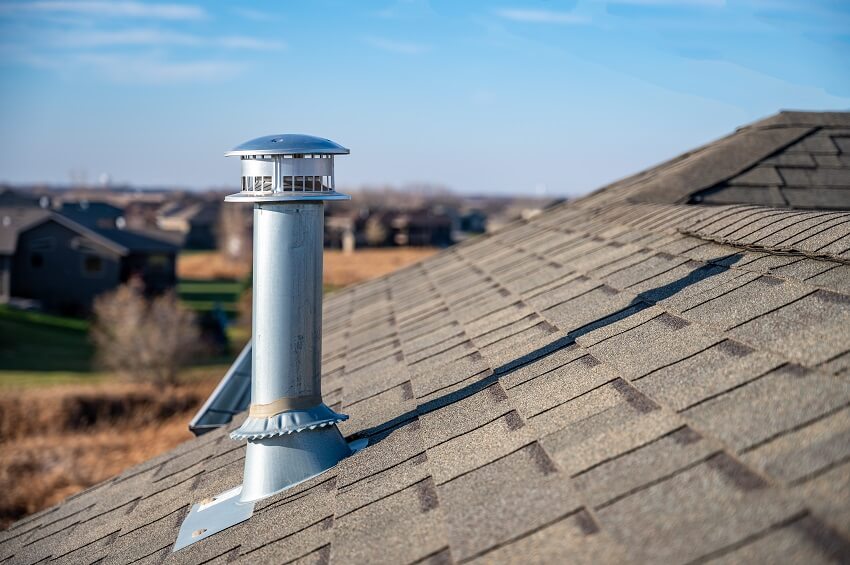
(217, 204), (251, 262)
(364, 217), (389, 247)
(91, 281), (201, 386)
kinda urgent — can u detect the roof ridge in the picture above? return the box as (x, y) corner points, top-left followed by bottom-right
(676, 226), (850, 266)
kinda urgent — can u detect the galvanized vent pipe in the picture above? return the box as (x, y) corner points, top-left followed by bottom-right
(225, 134), (353, 502)
(174, 135), (358, 551)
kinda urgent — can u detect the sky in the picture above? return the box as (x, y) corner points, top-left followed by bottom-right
(0, 0), (848, 197)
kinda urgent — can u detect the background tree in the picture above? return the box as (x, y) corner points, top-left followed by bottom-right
(91, 280), (201, 386)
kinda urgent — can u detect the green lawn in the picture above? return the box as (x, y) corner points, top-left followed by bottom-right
(0, 305), (94, 374)
(0, 285), (246, 387)
(0, 278), (336, 387)
(177, 278), (243, 319)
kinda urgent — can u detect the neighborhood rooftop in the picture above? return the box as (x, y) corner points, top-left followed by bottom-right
(3, 111), (850, 564)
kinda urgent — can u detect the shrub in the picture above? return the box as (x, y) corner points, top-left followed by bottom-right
(91, 280), (201, 386)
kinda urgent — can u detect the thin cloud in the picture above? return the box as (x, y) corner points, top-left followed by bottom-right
(46, 28), (284, 50)
(71, 53), (240, 83)
(233, 7), (276, 22)
(219, 36), (284, 51)
(0, 1), (206, 21)
(374, 0), (434, 20)
(607, 0), (725, 5)
(363, 36), (429, 54)
(495, 8), (590, 24)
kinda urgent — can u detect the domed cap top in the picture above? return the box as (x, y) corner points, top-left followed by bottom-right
(225, 134), (349, 156)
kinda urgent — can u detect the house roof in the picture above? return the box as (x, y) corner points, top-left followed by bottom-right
(0, 206), (178, 257)
(4, 111), (850, 564)
(0, 207), (52, 254)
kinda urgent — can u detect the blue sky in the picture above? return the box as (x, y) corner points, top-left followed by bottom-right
(0, 0), (848, 197)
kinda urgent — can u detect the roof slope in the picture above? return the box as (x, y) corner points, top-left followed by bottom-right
(583, 110), (850, 210)
(4, 112), (850, 564)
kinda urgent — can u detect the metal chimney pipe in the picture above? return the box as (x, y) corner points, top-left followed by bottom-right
(174, 135), (360, 551)
(224, 134), (353, 502)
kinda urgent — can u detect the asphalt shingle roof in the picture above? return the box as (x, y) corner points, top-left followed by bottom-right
(3, 111), (850, 564)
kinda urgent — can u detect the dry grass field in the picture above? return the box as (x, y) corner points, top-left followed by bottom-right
(177, 247), (438, 287)
(0, 371), (220, 528)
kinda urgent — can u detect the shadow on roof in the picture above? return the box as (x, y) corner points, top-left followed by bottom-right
(353, 253), (744, 447)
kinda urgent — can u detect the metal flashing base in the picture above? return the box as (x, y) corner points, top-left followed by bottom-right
(173, 486), (253, 552)
(173, 437), (368, 552)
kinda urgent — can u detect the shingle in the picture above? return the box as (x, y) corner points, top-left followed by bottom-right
(508, 354), (615, 419)
(704, 514), (850, 565)
(336, 420), (424, 488)
(525, 275), (602, 311)
(729, 165), (786, 186)
(477, 321), (569, 373)
(417, 383), (513, 448)
(790, 462), (850, 539)
(755, 213), (849, 247)
(787, 167), (850, 187)
(833, 135), (850, 153)
(596, 454), (803, 563)
(426, 410), (535, 484)
(588, 313), (720, 380)
(230, 480), (337, 561)
(410, 351), (492, 400)
(466, 510), (629, 564)
(506, 262), (568, 295)
(742, 407), (850, 484)
(115, 465), (203, 534)
(735, 210), (832, 245)
(342, 360), (411, 405)
(335, 453), (429, 518)
(574, 426), (716, 509)
(762, 153), (817, 167)
(689, 206), (766, 236)
(49, 497), (147, 559)
(602, 252), (689, 290)
(104, 505), (186, 564)
(438, 443), (580, 561)
(683, 364), (850, 451)
(540, 285), (636, 334)
(682, 275), (813, 331)
(789, 131), (840, 154)
(586, 249), (654, 279)
(819, 350), (850, 376)
(400, 321), (461, 355)
(702, 185), (789, 207)
(237, 517), (332, 564)
(784, 187), (850, 211)
(332, 479), (448, 565)
(813, 154), (845, 167)
(338, 380), (415, 437)
(729, 290), (850, 366)
(817, 231), (850, 256)
(635, 339), (784, 411)
(765, 257), (837, 281)
(565, 242), (641, 273)
(498, 342), (587, 389)
(51, 530), (118, 564)
(784, 217), (850, 250)
(535, 379), (682, 475)
(470, 312), (543, 349)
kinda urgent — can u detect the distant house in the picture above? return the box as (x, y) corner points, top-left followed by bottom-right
(155, 199), (220, 249)
(59, 200), (126, 229)
(0, 206), (178, 314)
(386, 209), (453, 247)
(356, 208), (454, 247)
(0, 188), (43, 208)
